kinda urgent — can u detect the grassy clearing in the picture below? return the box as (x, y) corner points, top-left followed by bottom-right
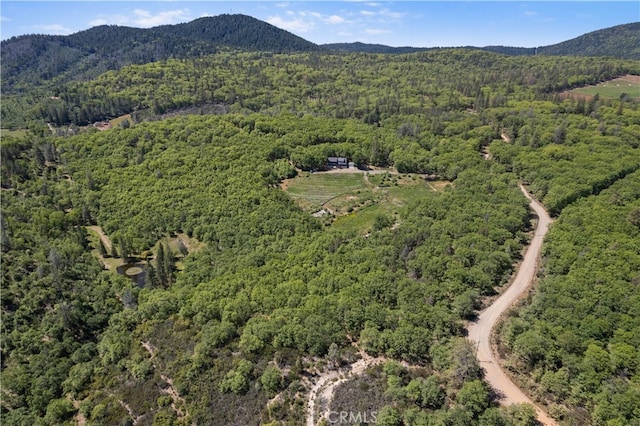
(153, 233), (206, 271)
(285, 173), (368, 209)
(426, 180), (451, 191)
(1, 129), (28, 138)
(570, 76), (640, 100)
(85, 226), (122, 271)
(110, 114), (132, 128)
(86, 226), (205, 272)
(283, 171), (437, 233)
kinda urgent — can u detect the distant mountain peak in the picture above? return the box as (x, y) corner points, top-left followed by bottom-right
(1, 13), (319, 92)
(323, 22), (640, 59)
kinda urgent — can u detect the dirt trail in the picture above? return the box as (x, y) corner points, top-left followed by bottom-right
(141, 341), (190, 422)
(87, 225), (113, 252)
(305, 350), (388, 426)
(467, 184), (556, 425)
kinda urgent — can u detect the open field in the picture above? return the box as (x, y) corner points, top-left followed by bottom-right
(568, 74), (640, 100)
(282, 170), (440, 233)
(285, 173), (366, 206)
(1, 129), (28, 138)
(110, 114), (132, 128)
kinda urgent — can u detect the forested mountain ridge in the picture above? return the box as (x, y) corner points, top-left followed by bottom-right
(2, 17), (639, 94)
(324, 22), (640, 59)
(0, 14), (319, 93)
(322, 42), (431, 54)
(538, 22), (640, 59)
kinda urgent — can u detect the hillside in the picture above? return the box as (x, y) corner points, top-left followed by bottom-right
(4, 48), (638, 130)
(538, 22), (640, 59)
(0, 14), (319, 92)
(323, 22), (640, 59)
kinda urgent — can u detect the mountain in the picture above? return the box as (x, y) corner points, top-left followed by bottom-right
(323, 22), (640, 59)
(0, 14), (320, 92)
(537, 22), (640, 59)
(2, 17), (638, 94)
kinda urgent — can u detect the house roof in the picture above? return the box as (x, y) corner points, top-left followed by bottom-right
(328, 157), (348, 163)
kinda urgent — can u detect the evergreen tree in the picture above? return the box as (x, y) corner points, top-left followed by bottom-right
(119, 237), (128, 260)
(162, 242), (174, 286)
(145, 262), (157, 288)
(155, 243), (167, 287)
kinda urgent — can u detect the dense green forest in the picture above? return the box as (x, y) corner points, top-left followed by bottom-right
(3, 47), (638, 131)
(497, 171), (640, 425)
(2, 21), (640, 425)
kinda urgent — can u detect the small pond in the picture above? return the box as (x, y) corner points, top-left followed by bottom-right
(116, 262), (147, 287)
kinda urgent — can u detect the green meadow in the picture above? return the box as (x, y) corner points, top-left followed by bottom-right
(1, 129), (28, 138)
(283, 171), (442, 233)
(570, 76), (640, 99)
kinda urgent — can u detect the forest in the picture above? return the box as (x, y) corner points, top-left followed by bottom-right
(1, 22), (640, 426)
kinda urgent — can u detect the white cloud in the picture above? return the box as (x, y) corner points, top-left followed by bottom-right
(326, 15), (345, 24)
(360, 8), (404, 20)
(268, 10), (351, 33)
(365, 28), (391, 35)
(276, 2), (289, 7)
(524, 11), (538, 16)
(1, 16), (10, 22)
(379, 8), (405, 20)
(267, 15), (315, 33)
(88, 9), (191, 29)
(34, 24), (73, 35)
(88, 18), (109, 26)
(132, 9), (190, 27)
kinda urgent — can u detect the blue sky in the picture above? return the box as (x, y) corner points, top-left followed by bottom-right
(1, 1), (638, 47)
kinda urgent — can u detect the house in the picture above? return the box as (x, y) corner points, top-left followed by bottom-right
(327, 157), (349, 169)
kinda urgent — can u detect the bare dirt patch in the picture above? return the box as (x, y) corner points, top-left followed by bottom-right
(87, 225), (113, 252)
(619, 74), (640, 84)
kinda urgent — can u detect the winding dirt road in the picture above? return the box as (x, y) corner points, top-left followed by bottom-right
(304, 184), (556, 425)
(467, 184), (557, 425)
